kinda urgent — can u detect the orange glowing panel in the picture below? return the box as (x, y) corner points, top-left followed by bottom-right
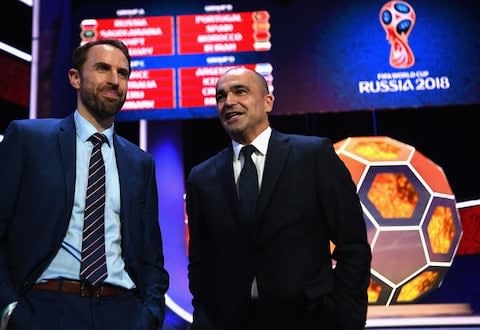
(354, 141), (401, 161)
(337, 153), (366, 184)
(334, 138), (349, 151)
(329, 241), (335, 255)
(397, 271), (439, 302)
(368, 279), (382, 303)
(427, 206), (455, 254)
(367, 173), (419, 218)
(411, 151), (453, 195)
(344, 137), (412, 162)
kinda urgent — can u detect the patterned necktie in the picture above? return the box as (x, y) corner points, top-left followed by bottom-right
(238, 145), (259, 222)
(80, 133), (108, 286)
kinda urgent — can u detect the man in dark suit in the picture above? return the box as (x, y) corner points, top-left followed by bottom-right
(0, 39), (169, 329)
(186, 67), (371, 330)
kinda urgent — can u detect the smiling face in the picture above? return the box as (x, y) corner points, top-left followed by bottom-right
(215, 68), (274, 145)
(68, 43), (130, 130)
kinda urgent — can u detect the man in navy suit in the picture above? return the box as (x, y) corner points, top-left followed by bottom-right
(0, 39), (169, 329)
(186, 68), (371, 330)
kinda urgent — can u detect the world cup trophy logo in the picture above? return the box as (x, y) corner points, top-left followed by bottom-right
(379, 1), (416, 69)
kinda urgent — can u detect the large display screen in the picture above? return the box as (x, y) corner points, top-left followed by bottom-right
(70, 0), (480, 120)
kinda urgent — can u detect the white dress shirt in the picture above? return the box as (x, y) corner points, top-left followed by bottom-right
(231, 126), (272, 298)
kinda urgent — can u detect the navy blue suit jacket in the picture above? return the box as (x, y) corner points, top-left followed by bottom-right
(187, 130), (371, 330)
(0, 114), (168, 325)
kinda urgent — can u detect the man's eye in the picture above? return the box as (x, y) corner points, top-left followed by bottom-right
(118, 71), (129, 79)
(96, 64), (110, 72)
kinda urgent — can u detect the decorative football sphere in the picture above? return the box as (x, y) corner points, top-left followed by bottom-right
(334, 136), (462, 305)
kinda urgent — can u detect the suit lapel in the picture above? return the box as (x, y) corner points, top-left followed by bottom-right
(255, 130), (290, 221)
(113, 135), (131, 228)
(216, 148), (241, 221)
(58, 114), (76, 216)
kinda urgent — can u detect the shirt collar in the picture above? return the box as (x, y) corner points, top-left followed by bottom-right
(74, 110), (114, 147)
(232, 126), (272, 160)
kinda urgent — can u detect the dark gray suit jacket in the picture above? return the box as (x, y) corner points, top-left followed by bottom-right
(187, 129), (371, 330)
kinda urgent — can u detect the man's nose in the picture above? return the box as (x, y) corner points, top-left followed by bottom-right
(225, 92), (236, 105)
(107, 71), (119, 85)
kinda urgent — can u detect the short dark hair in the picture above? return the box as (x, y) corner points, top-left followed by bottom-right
(71, 39), (131, 75)
(221, 67), (270, 95)
(251, 69), (269, 95)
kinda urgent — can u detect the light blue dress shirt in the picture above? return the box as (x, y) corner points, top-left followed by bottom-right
(38, 111), (135, 289)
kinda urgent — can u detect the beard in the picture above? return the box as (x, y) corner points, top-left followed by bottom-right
(79, 86), (126, 120)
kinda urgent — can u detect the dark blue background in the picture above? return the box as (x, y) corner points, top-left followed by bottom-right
(62, 0), (480, 121)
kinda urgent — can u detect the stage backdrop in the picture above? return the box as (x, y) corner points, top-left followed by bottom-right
(38, 0), (480, 120)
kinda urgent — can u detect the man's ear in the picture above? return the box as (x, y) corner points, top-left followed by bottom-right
(68, 68), (80, 89)
(265, 94), (274, 114)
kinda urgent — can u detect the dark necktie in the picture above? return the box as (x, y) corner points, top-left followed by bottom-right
(238, 145), (259, 221)
(80, 133), (108, 286)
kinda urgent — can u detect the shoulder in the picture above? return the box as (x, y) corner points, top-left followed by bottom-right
(2, 118), (66, 146)
(189, 147), (229, 178)
(274, 130), (333, 151)
(6, 118), (62, 135)
(289, 133), (330, 146)
(114, 134), (153, 161)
